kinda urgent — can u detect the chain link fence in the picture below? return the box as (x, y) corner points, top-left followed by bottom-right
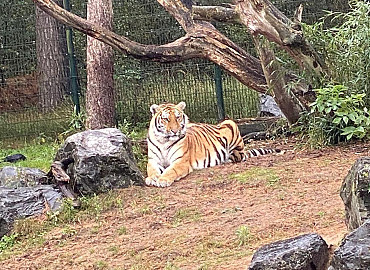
(0, 0), (347, 140)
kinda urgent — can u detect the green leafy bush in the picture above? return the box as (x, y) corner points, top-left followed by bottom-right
(304, 0), (370, 96)
(0, 233), (18, 252)
(297, 85), (370, 146)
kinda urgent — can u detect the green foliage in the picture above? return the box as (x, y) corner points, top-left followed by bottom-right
(0, 141), (59, 171)
(0, 233), (18, 252)
(230, 168), (280, 187)
(235, 225), (251, 246)
(296, 85), (370, 146)
(172, 208), (201, 227)
(60, 107), (86, 137)
(304, 0), (370, 95)
(297, 1), (370, 146)
(118, 120), (148, 173)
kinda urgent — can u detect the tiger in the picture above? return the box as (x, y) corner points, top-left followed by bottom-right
(145, 101), (279, 187)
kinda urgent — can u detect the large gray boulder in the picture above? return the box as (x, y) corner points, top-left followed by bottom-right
(248, 233), (329, 270)
(340, 157), (370, 230)
(0, 185), (62, 238)
(54, 128), (144, 195)
(329, 220), (370, 270)
(0, 166), (47, 188)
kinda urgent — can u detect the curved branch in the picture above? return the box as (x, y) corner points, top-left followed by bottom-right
(32, 0), (200, 62)
(32, 0), (269, 93)
(192, 1), (326, 76)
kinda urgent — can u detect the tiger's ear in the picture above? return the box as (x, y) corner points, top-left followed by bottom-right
(150, 104), (159, 115)
(176, 101), (186, 111)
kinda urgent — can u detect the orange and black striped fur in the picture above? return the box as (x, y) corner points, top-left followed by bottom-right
(146, 102), (278, 187)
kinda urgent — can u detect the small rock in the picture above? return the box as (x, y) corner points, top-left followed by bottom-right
(248, 233), (329, 270)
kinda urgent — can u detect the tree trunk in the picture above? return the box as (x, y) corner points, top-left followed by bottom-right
(85, 0), (115, 129)
(35, 0), (68, 111)
(253, 36), (304, 124)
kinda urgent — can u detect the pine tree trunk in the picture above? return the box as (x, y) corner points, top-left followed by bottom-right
(86, 0), (115, 129)
(35, 0), (68, 111)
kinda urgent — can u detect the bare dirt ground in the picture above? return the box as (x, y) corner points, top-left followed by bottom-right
(1, 138), (369, 270)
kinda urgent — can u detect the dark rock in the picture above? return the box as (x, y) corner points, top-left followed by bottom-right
(340, 157), (370, 230)
(237, 117), (280, 137)
(0, 185), (63, 238)
(0, 166), (47, 188)
(248, 233), (329, 270)
(3, 153), (26, 163)
(54, 128), (144, 195)
(329, 220), (370, 270)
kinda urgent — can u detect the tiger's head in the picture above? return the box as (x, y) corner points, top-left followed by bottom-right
(149, 101), (188, 141)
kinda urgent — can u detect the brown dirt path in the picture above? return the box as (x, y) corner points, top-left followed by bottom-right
(1, 139), (369, 269)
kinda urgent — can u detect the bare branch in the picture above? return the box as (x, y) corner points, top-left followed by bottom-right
(192, 5), (239, 23)
(31, 0), (318, 123)
(235, 0), (326, 75)
(32, 0), (201, 62)
(31, 0), (269, 93)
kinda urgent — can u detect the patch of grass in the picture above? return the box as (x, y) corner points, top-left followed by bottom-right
(164, 262), (180, 270)
(139, 204), (152, 215)
(117, 225), (127, 235)
(235, 225), (252, 246)
(172, 208), (201, 227)
(318, 211), (326, 218)
(187, 235), (251, 269)
(61, 225), (77, 238)
(230, 167), (280, 187)
(0, 140), (60, 171)
(0, 233), (18, 252)
(0, 190), (127, 261)
(108, 245), (120, 255)
(95, 260), (108, 269)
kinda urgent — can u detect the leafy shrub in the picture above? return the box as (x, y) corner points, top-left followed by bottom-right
(296, 1), (370, 146)
(296, 85), (370, 146)
(304, 0), (370, 96)
(0, 233), (18, 252)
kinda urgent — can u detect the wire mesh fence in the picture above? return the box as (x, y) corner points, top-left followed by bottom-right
(0, 0), (348, 140)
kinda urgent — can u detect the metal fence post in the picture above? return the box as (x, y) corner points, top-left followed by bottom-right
(214, 65), (225, 121)
(63, 0), (80, 114)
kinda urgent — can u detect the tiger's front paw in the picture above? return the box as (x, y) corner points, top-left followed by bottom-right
(145, 176), (174, 187)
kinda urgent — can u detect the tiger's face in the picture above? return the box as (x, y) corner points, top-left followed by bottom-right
(150, 102), (188, 140)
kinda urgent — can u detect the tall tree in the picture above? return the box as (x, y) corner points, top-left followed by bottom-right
(86, 0), (115, 129)
(35, 0), (68, 111)
(32, 0), (327, 124)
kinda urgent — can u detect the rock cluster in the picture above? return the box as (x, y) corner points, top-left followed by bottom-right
(248, 157), (370, 270)
(0, 128), (144, 238)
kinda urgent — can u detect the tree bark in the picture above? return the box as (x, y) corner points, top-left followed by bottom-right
(35, 0), (68, 111)
(85, 0), (115, 129)
(32, 0), (324, 124)
(253, 36), (303, 124)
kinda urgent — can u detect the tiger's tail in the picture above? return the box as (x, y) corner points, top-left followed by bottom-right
(244, 148), (281, 159)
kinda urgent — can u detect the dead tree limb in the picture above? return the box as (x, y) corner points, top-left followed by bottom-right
(31, 0), (322, 124)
